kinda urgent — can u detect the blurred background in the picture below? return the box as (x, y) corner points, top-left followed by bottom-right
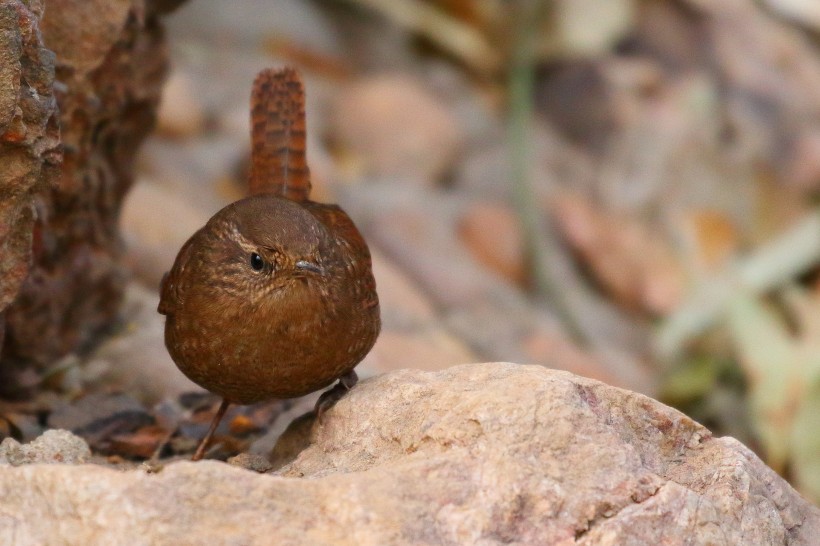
(110, 0), (819, 499)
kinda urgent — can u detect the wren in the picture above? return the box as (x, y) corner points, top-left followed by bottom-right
(158, 68), (380, 461)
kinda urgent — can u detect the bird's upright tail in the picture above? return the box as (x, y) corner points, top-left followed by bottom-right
(248, 67), (311, 202)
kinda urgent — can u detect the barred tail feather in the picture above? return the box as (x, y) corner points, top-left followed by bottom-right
(248, 67), (311, 202)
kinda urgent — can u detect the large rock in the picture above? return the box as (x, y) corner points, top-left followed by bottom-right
(0, 363), (817, 545)
(0, 0), (60, 358)
(1, 0), (184, 375)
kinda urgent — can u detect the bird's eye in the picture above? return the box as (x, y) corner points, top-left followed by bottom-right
(250, 252), (265, 271)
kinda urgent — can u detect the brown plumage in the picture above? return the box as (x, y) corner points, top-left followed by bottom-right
(249, 67), (311, 201)
(159, 67), (380, 460)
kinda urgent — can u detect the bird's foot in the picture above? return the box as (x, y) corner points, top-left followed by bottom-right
(314, 370), (358, 419)
(192, 398), (231, 461)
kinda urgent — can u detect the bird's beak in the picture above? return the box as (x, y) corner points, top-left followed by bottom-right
(295, 260), (324, 276)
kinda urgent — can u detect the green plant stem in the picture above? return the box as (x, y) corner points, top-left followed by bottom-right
(507, 0), (586, 345)
(656, 209), (820, 359)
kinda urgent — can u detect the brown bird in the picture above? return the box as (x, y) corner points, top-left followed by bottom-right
(158, 68), (380, 461)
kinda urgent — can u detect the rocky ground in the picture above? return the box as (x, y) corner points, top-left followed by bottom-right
(2, 363), (818, 545)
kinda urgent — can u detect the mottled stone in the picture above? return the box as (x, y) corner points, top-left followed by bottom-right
(0, 364), (816, 545)
(0, 429), (90, 465)
(1, 0), (184, 374)
(0, 0), (59, 314)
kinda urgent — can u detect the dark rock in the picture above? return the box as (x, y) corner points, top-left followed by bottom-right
(1, 0), (185, 383)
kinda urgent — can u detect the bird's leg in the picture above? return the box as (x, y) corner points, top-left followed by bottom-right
(315, 370), (358, 418)
(192, 398), (231, 461)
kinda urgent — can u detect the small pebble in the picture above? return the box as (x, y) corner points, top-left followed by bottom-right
(227, 453), (273, 473)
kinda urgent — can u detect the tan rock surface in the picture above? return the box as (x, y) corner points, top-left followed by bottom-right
(155, 70), (206, 139)
(0, 363), (817, 545)
(120, 179), (211, 288)
(330, 73), (463, 184)
(458, 201), (526, 286)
